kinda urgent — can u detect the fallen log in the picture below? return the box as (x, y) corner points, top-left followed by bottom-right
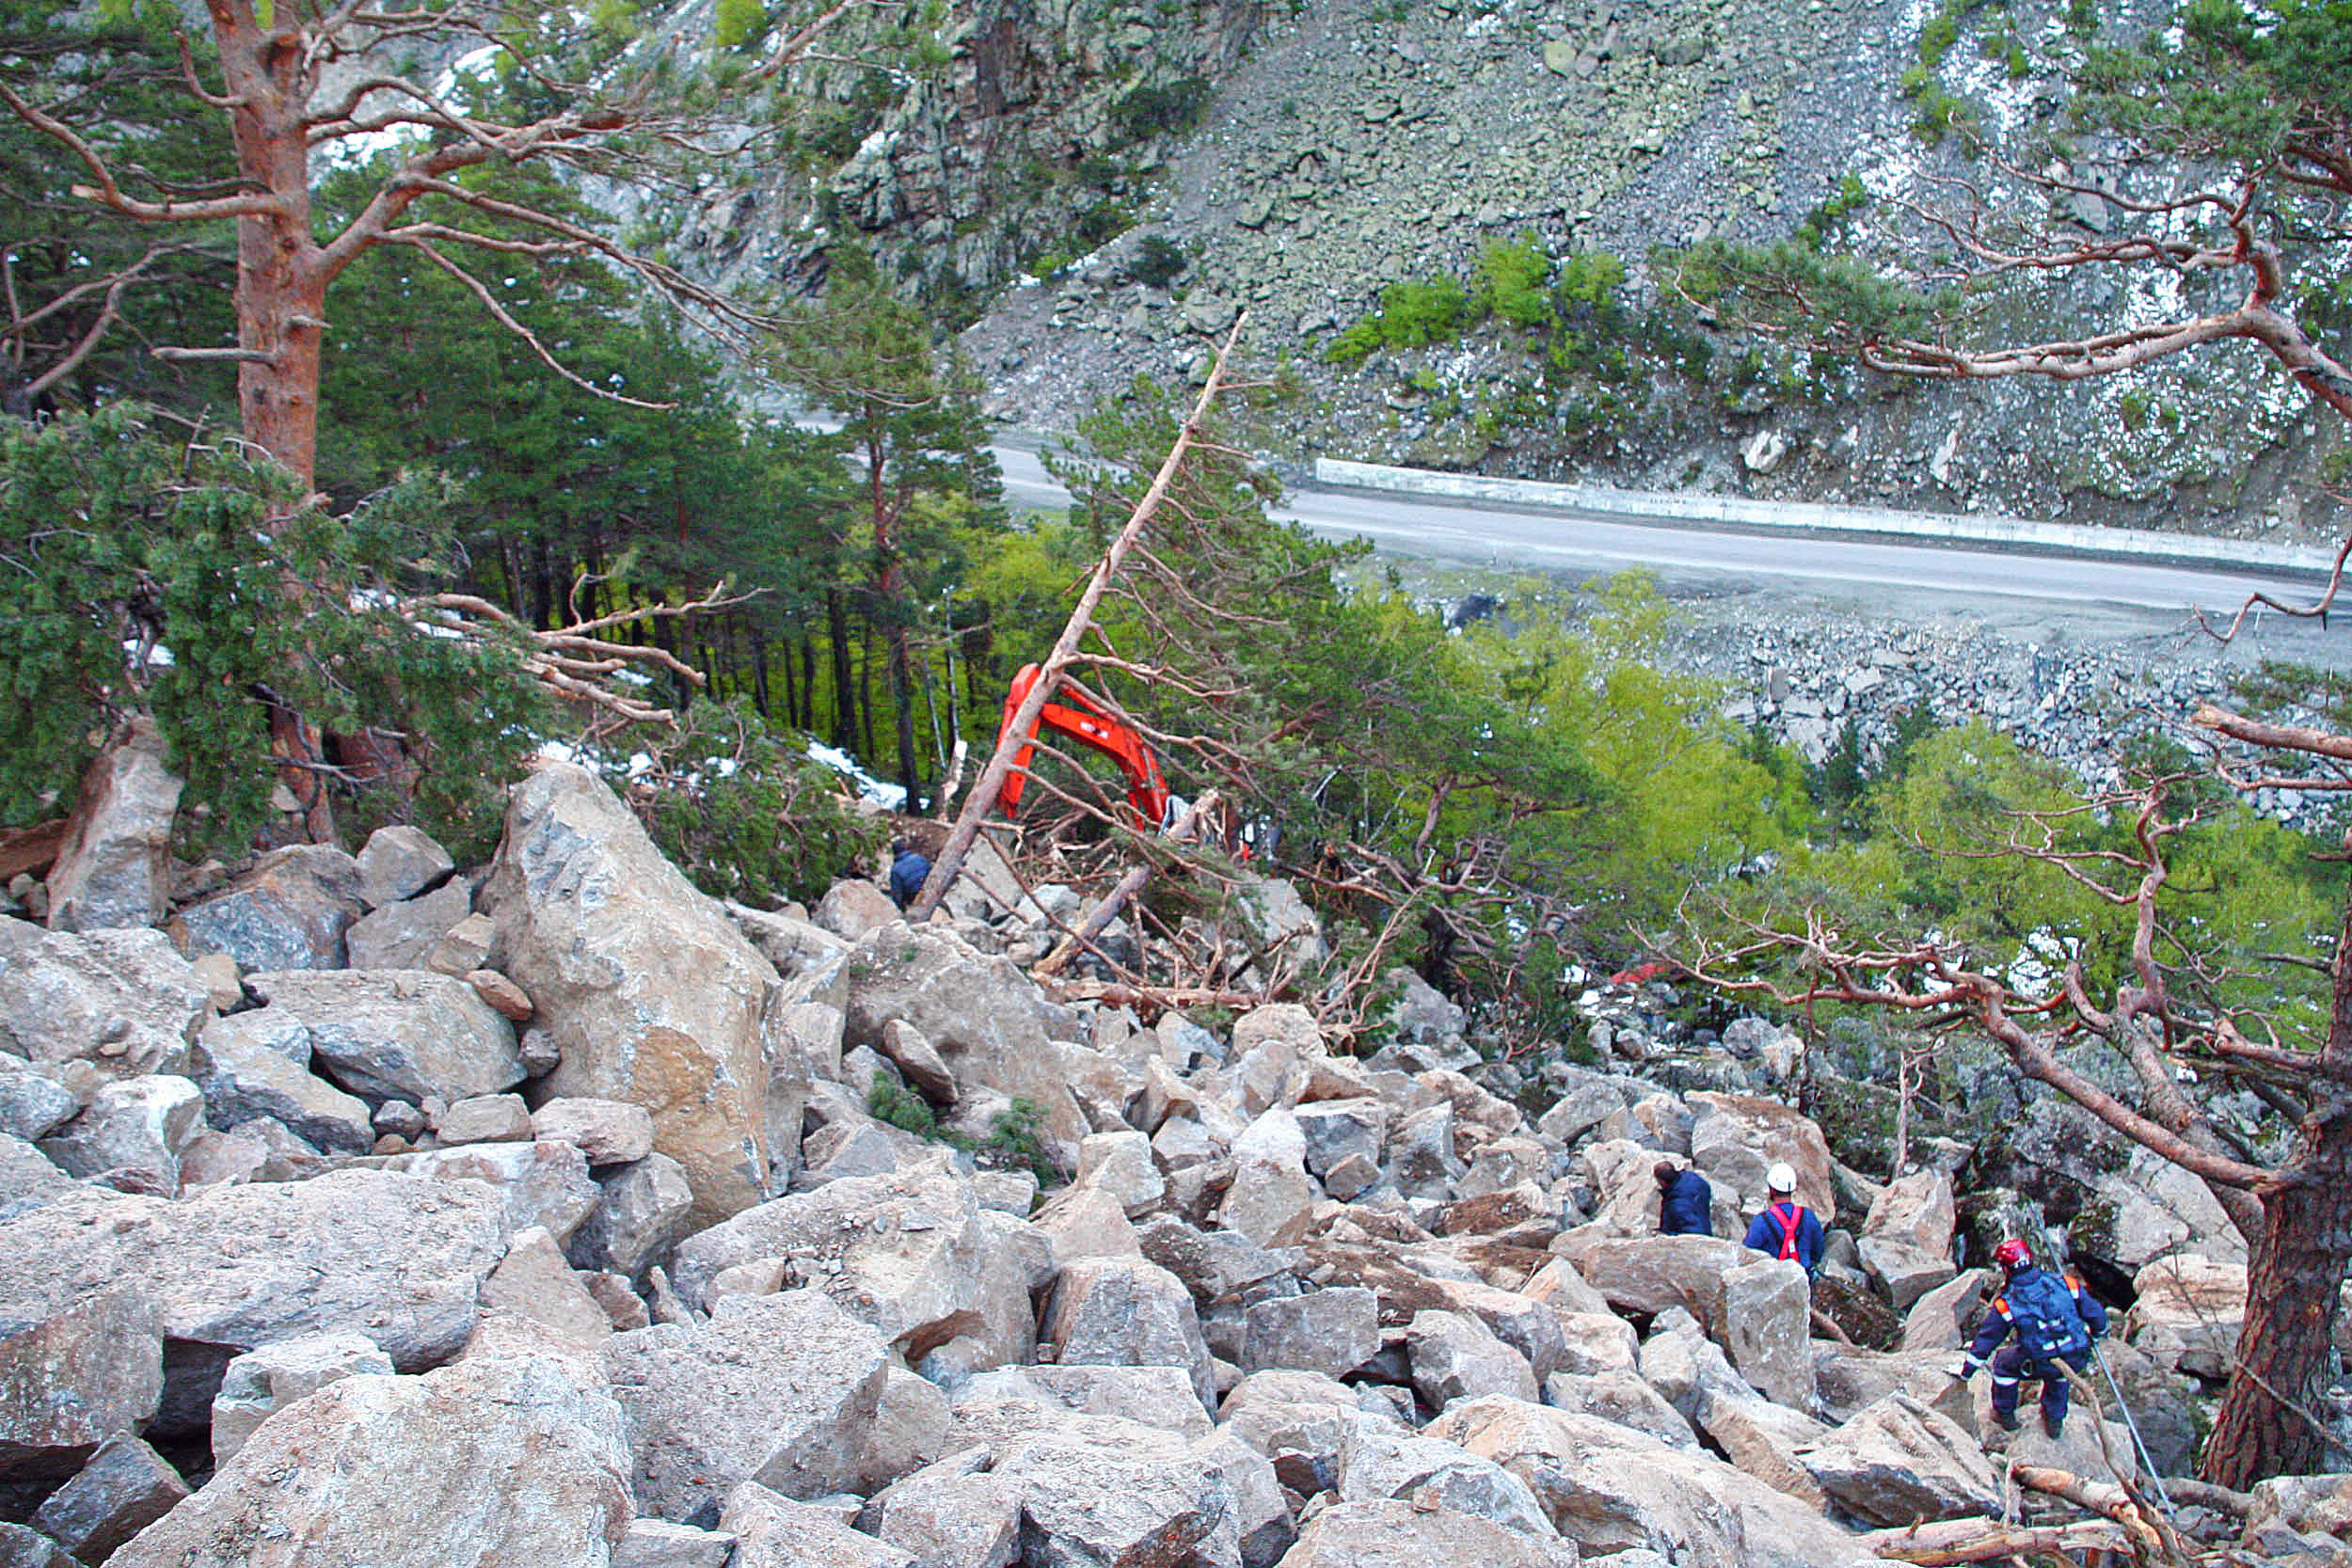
(1033, 791), (1221, 979)
(1866, 1517), (2128, 1563)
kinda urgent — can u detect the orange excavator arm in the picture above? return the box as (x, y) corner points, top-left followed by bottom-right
(993, 663), (1170, 830)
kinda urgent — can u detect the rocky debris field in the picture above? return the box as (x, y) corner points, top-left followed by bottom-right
(1, 749), (2347, 1565)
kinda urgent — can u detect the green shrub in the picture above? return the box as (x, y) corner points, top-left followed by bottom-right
(1127, 234), (1188, 288)
(1474, 234), (1557, 329)
(867, 1070), (938, 1134)
(984, 1099), (1057, 1184)
(1326, 275), (1471, 364)
(713, 0), (764, 50)
(1110, 77), (1212, 143)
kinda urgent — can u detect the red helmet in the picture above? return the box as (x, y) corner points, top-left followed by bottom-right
(1994, 1239), (2033, 1273)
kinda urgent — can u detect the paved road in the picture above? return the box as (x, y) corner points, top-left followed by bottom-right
(993, 443), (2326, 620)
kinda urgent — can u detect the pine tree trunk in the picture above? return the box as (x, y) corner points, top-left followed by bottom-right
(858, 618), (878, 762)
(749, 626), (771, 719)
(887, 621), (919, 813)
(826, 590), (854, 750)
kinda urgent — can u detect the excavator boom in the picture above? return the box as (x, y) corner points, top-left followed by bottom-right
(994, 664), (1170, 830)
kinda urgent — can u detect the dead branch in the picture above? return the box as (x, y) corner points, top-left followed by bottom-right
(1864, 1518), (2129, 1563)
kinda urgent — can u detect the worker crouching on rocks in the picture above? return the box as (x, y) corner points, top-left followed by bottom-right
(1654, 1160), (1714, 1237)
(1950, 1238), (2109, 1437)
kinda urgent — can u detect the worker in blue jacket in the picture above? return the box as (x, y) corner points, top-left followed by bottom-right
(888, 840), (931, 911)
(1654, 1161), (1713, 1236)
(1741, 1163), (1825, 1274)
(1951, 1238), (2108, 1436)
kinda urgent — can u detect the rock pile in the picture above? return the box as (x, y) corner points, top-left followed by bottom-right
(0, 755), (2337, 1565)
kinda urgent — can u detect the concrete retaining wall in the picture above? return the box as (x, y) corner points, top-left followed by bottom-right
(1312, 458), (2341, 580)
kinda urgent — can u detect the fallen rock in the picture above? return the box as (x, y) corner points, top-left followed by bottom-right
(28, 1433), (187, 1564)
(485, 763), (783, 1225)
(170, 845), (366, 972)
(476, 1225), (615, 1349)
(962, 1364), (1213, 1439)
(1220, 1107), (1313, 1248)
(1406, 1308), (1538, 1408)
(0, 919), (210, 1078)
(1339, 1424), (1557, 1540)
(2129, 1254), (2246, 1379)
(1045, 1255), (1216, 1408)
(0, 1055), (79, 1145)
(1687, 1091), (1837, 1223)
(345, 880), (472, 971)
(614, 1517), (739, 1568)
(1722, 1256), (1814, 1408)
(246, 968), (522, 1107)
(533, 1097), (658, 1166)
(0, 1288), (163, 1480)
(397, 1137), (600, 1245)
(1242, 1287), (1377, 1379)
(1696, 1390), (1832, 1506)
(860, 1453), (1022, 1568)
(1803, 1392), (1999, 1525)
(1428, 1395), (1863, 1568)
(570, 1150), (695, 1280)
(1542, 1369), (1698, 1449)
(437, 1091), (533, 1145)
(1272, 1498), (1579, 1568)
(602, 1289), (889, 1520)
(354, 825), (454, 911)
(110, 1348), (631, 1568)
(1035, 1185), (1145, 1266)
(723, 1480), (914, 1568)
(44, 716), (180, 934)
(975, 1410), (1246, 1568)
(1549, 1232), (1744, 1331)
(0, 1524), (74, 1568)
(192, 1009), (373, 1154)
(210, 1331), (396, 1466)
(1899, 1269), (1991, 1353)
(38, 1074), (203, 1188)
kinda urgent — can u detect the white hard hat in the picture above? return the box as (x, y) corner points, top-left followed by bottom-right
(1766, 1162), (1798, 1194)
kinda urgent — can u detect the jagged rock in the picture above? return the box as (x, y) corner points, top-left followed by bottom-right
(466, 967), (534, 1022)
(1427, 1396), (1864, 1567)
(0, 1288), (163, 1481)
(1076, 1129), (1165, 1217)
(860, 1453), (1022, 1567)
(972, 1410), (1246, 1568)
(2129, 1253), (2246, 1379)
(1242, 1287), (1377, 1379)
(671, 1161), (1042, 1365)
(1722, 1257), (1814, 1407)
(1638, 1309), (1759, 1426)
(724, 901), (850, 982)
(2095, 1146), (2249, 1269)
(533, 1096), (658, 1166)
(1231, 880), (1328, 978)
(0, 1170), (508, 1387)
(1803, 1392), (1999, 1525)
(1295, 1098), (1386, 1181)
(354, 825), (454, 911)
(192, 1009), (373, 1153)
(1858, 1168), (1957, 1308)
(1407, 1308), (1538, 1408)
(397, 1137), (600, 1245)
(569, 1150), (694, 1279)
(485, 764), (783, 1225)
(1899, 1268), (1990, 1352)
(1384, 1101), (1463, 1196)
(963, 1365), (1212, 1441)
(437, 1091), (533, 1145)
(1036, 1185), (1144, 1268)
(1220, 1107), (1313, 1247)
(1553, 1312), (1641, 1377)
(1521, 1256), (1613, 1318)
(1273, 1499), (1577, 1568)
(816, 879), (902, 942)
(1422, 1277), (1566, 1382)
(724, 1480), (915, 1567)
(477, 1225), (615, 1349)
(172, 845), (366, 972)
(210, 1331), (395, 1465)
(837, 923), (1086, 1160)
(1686, 1091), (1837, 1222)
(1217, 1370), (1403, 1494)
(246, 969), (522, 1106)
(1046, 1256), (1216, 1408)
(1549, 1232), (1745, 1330)
(1536, 1069), (1628, 1146)
(615, 1517), (739, 1568)
(1542, 1370), (1698, 1449)
(424, 911), (494, 977)
(38, 1073), (203, 1187)
(44, 717), (180, 933)
(1339, 1425), (1556, 1540)
(1696, 1390), (1832, 1506)
(111, 1349), (631, 1568)
(1139, 1217), (1301, 1311)
(603, 1290), (890, 1520)
(2246, 1472), (2352, 1544)
(29, 1434), (188, 1564)
(344, 885), (472, 979)
(0, 920), (209, 1078)
(1811, 1343), (1976, 1426)
(871, 1018), (952, 1108)
(0, 1055), (78, 1145)
(0, 1524), (74, 1568)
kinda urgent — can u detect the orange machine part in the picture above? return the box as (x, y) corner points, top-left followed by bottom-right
(994, 663), (1171, 829)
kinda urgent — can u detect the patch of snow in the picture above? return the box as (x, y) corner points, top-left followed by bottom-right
(806, 738), (906, 808)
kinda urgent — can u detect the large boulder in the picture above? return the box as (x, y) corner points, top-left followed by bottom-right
(245, 970), (522, 1106)
(485, 763), (786, 1225)
(1721, 1257), (1814, 1408)
(963, 1409), (1247, 1568)
(110, 1349), (631, 1568)
(601, 1290), (890, 1521)
(838, 923), (1087, 1158)
(208, 1331), (395, 1466)
(354, 826), (455, 911)
(1686, 1091), (1836, 1223)
(1406, 1309), (1538, 1408)
(38, 1074), (203, 1188)
(1337, 1425), (1556, 1540)
(171, 845), (366, 972)
(1242, 1288), (1378, 1380)
(1220, 1107), (1314, 1248)
(723, 1481), (914, 1568)
(1044, 1256), (1216, 1409)
(44, 717), (180, 934)
(1857, 1169), (1957, 1309)
(0, 919), (210, 1078)
(962, 1365), (1214, 1439)
(345, 880), (473, 972)
(0, 1288), (163, 1480)
(861, 1453), (1022, 1568)
(1802, 1392), (2000, 1526)
(192, 1008), (373, 1154)
(1549, 1232), (1745, 1332)
(0, 1171), (509, 1383)
(1270, 1498), (1579, 1568)
(395, 1139), (601, 1246)
(2129, 1254), (2246, 1379)
(569, 1151), (694, 1280)
(0, 1055), (78, 1145)
(28, 1434), (188, 1563)
(1426, 1396), (1865, 1568)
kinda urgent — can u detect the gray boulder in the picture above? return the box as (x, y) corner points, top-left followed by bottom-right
(722, 1481), (914, 1568)
(0, 1055), (78, 1144)
(437, 1091), (533, 1145)
(1242, 1287), (1377, 1379)
(345, 880), (472, 971)
(0, 919), (210, 1078)
(0, 1524), (74, 1568)
(979, 1410), (1245, 1568)
(614, 1518), (739, 1568)
(1220, 1107), (1313, 1247)
(860, 1453), (1022, 1568)
(534, 1097), (658, 1166)
(209, 1331), (395, 1466)
(1406, 1309), (1538, 1408)
(192, 1009), (373, 1153)
(1338, 1425), (1556, 1540)
(1045, 1256), (1216, 1408)
(0, 1288), (163, 1481)
(110, 1349), (631, 1568)
(354, 825), (455, 910)
(1722, 1257), (1814, 1408)
(171, 845), (366, 972)
(1273, 1499), (1579, 1568)
(485, 764), (784, 1225)
(570, 1151), (695, 1279)
(396, 1138), (600, 1245)
(961, 1365), (1213, 1439)
(44, 717), (180, 934)
(38, 1073), (203, 1187)
(1541, 1370), (1699, 1449)
(600, 1290), (889, 1520)
(1802, 1392), (2000, 1525)
(28, 1434), (188, 1563)
(246, 969), (522, 1106)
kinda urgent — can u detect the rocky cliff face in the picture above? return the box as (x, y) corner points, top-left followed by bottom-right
(679, 0), (2348, 541)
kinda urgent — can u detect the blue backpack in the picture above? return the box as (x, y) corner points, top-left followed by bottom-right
(2003, 1269), (2090, 1361)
